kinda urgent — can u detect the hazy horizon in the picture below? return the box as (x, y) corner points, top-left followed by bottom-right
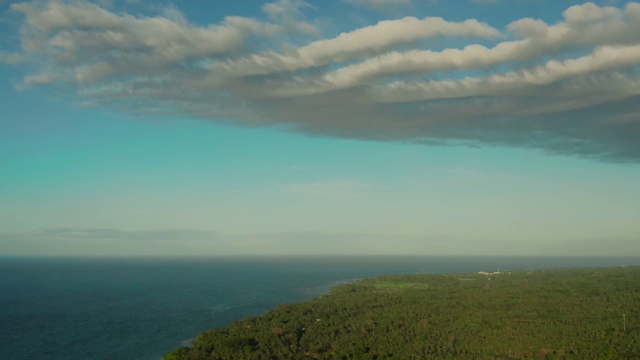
(2, 229), (639, 257)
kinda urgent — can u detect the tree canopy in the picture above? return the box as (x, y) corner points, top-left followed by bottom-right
(166, 266), (640, 359)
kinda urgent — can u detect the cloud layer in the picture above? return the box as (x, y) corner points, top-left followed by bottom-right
(5, 0), (640, 161)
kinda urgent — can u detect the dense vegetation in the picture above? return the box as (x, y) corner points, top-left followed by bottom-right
(166, 267), (640, 359)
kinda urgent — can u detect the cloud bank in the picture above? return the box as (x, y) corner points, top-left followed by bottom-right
(5, 0), (640, 161)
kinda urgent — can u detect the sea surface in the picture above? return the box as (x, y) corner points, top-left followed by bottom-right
(1, 256), (639, 360)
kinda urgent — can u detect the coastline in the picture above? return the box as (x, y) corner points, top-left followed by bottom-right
(166, 265), (640, 359)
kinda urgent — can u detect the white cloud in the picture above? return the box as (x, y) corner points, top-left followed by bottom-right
(11, 0), (281, 84)
(372, 45), (640, 103)
(5, 0), (640, 161)
(220, 16), (499, 78)
(253, 2), (640, 97)
(563, 1), (620, 23)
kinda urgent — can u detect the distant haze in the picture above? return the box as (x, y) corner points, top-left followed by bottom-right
(2, 229), (638, 257)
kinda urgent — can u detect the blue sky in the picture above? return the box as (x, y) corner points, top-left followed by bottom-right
(1, 0), (639, 256)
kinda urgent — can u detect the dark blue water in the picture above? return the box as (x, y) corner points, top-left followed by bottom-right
(1, 256), (638, 360)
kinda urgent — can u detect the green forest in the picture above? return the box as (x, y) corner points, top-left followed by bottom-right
(165, 266), (640, 359)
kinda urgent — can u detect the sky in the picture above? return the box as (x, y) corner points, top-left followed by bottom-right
(1, 0), (639, 256)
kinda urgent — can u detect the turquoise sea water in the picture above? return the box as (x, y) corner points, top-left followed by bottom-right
(1, 256), (639, 360)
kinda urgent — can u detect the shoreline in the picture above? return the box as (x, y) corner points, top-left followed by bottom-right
(166, 265), (640, 359)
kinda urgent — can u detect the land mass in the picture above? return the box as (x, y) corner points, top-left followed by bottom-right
(166, 266), (640, 359)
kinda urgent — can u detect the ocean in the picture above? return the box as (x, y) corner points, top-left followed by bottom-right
(1, 256), (638, 360)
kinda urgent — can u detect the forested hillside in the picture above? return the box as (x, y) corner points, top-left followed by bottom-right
(166, 267), (640, 359)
